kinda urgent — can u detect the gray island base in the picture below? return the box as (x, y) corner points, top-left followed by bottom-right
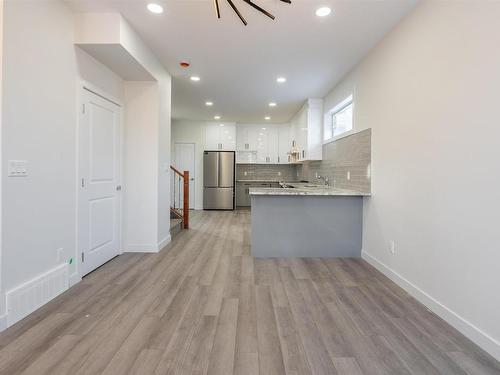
(251, 193), (365, 258)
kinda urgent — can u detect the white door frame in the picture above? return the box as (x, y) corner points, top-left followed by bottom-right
(76, 81), (123, 279)
(174, 142), (196, 210)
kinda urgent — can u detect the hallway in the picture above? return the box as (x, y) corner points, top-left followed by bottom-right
(0, 210), (498, 374)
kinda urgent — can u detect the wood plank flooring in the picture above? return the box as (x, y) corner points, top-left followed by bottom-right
(0, 210), (499, 374)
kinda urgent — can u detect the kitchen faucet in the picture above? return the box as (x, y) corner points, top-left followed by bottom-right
(316, 173), (330, 186)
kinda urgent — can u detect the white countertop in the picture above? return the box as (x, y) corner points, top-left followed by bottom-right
(249, 183), (370, 197)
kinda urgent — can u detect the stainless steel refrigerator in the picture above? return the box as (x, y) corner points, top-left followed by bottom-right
(203, 151), (235, 210)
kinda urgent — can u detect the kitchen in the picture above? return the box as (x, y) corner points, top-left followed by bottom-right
(3, 0), (500, 372)
(174, 95), (372, 259)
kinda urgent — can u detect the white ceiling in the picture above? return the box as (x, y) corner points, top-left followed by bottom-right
(67, 0), (417, 124)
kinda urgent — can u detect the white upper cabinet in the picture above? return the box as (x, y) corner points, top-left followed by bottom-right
(236, 125), (260, 151)
(236, 124), (291, 164)
(290, 99), (323, 162)
(236, 126), (248, 151)
(278, 126), (290, 164)
(266, 127), (279, 164)
(205, 123), (236, 151)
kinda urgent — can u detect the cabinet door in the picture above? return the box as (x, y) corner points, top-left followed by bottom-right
(205, 124), (221, 150)
(247, 127), (259, 151)
(220, 124), (236, 151)
(297, 108), (308, 160)
(236, 126), (248, 151)
(267, 127), (279, 164)
(256, 128), (268, 164)
(278, 126), (290, 164)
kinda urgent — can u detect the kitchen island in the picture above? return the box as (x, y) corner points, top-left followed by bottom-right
(250, 183), (370, 258)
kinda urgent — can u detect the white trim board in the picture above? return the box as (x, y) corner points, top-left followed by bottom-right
(0, 315), (6, 331)
(69, 272), (82, 288)
(362, 250), (500, 362)
(5, 263), (69, 327)
(125, 235), (171, 253)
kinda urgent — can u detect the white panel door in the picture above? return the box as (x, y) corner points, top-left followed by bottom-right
(174, 142), (195, 209)
(79, 89), (121, 276)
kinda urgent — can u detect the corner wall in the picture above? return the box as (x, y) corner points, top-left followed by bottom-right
(171, 120), (206, 210)
(0, 1), (126, 326)
(0, 0), (5, 328)
(323, 1), (500, 360)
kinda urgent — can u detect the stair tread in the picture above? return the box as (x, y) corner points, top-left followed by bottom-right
(170, 218), (183, 230)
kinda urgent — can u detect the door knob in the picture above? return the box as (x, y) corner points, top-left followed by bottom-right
(116, 185), (122, 191)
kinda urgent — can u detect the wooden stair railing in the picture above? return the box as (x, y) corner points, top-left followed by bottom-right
(170, 166), (189, 229)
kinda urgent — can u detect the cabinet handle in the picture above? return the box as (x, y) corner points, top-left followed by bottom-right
(278, 156), (280, 163)
(302, 150), (305, 158)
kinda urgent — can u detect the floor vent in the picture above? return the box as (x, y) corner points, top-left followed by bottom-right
(6, 264), (69, 327)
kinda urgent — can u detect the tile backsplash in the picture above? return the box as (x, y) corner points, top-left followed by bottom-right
(236, 129), (371, 192)
(236, 164), (297, 181)
(297, 129), (371, 193)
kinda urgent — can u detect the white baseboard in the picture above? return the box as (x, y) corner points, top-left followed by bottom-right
(0, 315), (7, 331)
(362, 250), (500, 362)
(69, 272), (82, 287)
(5, 263), (69, 327)
(124, 235), (171, 253)
(157, 235), (171, 251)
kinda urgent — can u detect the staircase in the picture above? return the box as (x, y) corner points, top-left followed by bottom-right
(170, 165), (190, 232)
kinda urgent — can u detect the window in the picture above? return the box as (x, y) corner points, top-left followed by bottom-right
(325, 95), (353, 141)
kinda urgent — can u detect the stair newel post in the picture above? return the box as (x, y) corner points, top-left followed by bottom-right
(183, 171), (189, 229)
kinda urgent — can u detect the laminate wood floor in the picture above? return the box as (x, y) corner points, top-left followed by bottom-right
(0, 210), (498, 374)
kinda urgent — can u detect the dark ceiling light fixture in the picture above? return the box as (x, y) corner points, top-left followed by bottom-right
(214, 0), (292, 26)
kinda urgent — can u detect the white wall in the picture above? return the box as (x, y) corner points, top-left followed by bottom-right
(75, 12), (172, 250)
(0, 1), (126, 322)
(123, 82), (161, 250)
(171, 120), (206, 210)
(0, 0), (4, 327)
(323, 1), (500, 360)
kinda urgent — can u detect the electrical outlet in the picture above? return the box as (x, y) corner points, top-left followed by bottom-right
(244, 171), (248, 176)
(8, 160), (28, 177)
(56, 248), (64, 263)
(389, 240), (395, 255)
(278, 172), (281, 176)
(347, 171), (351, 180)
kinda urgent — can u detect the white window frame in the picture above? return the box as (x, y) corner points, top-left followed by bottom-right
(323, 94), (354, 144)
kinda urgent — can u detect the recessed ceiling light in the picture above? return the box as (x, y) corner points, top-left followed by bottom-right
(315, 7), (331, 17)
(190, 76), (201, 82)
(205, 101), (213, 106)
(147, 3), (164, 14)
(265, 116), (271, 120)
(262, 127), (267, 130)
(276, 77), (287, 84)
(219, 124), (225, 127)
(269, 102), (277, 107)
(214, 115), (221, 120)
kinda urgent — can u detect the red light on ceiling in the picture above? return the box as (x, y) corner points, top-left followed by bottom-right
(180, 61), (190, 68)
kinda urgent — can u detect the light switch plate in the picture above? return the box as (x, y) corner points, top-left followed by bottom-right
(8, 160), (28, 177)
